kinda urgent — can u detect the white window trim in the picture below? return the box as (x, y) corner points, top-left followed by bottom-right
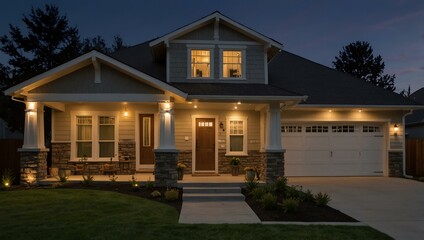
(70, 111), (119, 162)
(219, 45), (246, 80)
(186, 44), (214, 80)
(226, 116), (248, 156)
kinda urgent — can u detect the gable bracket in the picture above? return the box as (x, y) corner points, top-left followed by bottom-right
(214, 16), (220, 41)
(92, 56), (101, 83)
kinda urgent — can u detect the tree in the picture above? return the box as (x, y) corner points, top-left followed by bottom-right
(333, 41), (396, 91)
(82, 34), (126, 54)
(400, 85), (412, 98)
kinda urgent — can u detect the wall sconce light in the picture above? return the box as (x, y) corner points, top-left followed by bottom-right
(123, 107), (128, 117)
(219, 122), (225, 131)
(394, 124), (399, 135)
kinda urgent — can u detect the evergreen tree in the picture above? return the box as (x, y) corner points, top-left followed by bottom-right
(333, 41), (396, 91)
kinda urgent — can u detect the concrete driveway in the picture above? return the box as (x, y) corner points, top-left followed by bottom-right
(288, 177), (424, 240)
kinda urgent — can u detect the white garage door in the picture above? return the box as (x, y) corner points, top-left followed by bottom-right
(282, 123), (385, 176)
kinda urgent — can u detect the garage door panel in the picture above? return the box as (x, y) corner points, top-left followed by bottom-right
(305, 137), (330, 149)
(282, 136), (303, 149)
(283, 122), (385, 177)
(331, 137), (359, 149)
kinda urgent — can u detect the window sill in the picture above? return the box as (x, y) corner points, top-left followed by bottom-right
(219, 78), (246, 81)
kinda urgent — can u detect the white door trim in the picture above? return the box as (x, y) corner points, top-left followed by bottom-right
(191, 115), (219, 174)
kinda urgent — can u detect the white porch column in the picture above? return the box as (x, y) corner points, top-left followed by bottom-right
(265, 102), (283, 151)
(22, 102), (45, 149)
(157, 102), (176, 150)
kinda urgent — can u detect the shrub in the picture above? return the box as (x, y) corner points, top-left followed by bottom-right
(245, 179), (258, 191)
(281, 197), (300, 213)
(260, 192), (277, 210)
(109, 174), (118, 183)
(230, 157), (240, 165)
(1, 169), (15, 189)
(263, 183), (277, 194)
(285, 185), (303, 199)
(57, 173), (68, 184)
(274, 176), (288, 193)
(315, 192), (331, 207)
(250, 187), (266, 200)
(164, 188), (179, 201)
(150, 190), (162, 198)
(303, 189), (315, 202)
(82, 174), (94, 185)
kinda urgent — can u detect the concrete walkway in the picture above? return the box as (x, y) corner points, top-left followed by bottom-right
(289, 177), (424, 240)
(179, 201), (261, 224)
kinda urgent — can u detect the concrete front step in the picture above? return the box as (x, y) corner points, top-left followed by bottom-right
(183, 187), (241, 194)
(178, 182), (245, 188)
(183, 193), (245, 202)
(182, 186), (245, 201)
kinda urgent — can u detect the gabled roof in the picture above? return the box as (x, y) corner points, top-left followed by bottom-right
(5, 50), (187, 99)
(149, 11), (282, 49)
(269, 50), (420, 107)
(406, 87), (424, 125)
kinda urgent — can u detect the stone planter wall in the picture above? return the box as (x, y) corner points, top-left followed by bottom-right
(154, 150), (179, 187)
(19, 149), (49, 185)
(51, 141), (136, 175)
(388, 151), (403, 177)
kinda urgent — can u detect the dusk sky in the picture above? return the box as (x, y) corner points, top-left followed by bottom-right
(1, 0), (423, 93)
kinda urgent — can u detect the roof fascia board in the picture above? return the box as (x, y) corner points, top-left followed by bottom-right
(295, 104), (424, 110)
(149, 12), (282, 49)
(27, 93), (170, 102)
(5, 50), (188, 100)
(187, 95), (307, 102)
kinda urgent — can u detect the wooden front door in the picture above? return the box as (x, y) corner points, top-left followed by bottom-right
(140, 114), (154, 164)
(195, 118), (215, 171)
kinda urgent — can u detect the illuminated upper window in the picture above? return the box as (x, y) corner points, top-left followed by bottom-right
(223, 50), (242, 78)
(191, 50), (210, 78)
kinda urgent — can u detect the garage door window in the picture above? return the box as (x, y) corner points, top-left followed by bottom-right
(363, 126), (380, 132)
(282, 126), (302, 133)
(306, 126), (328, 133)
(332, 125), (354, 133)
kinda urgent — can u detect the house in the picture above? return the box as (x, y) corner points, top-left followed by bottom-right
(406, 87), (424, 139)
(4, 12), (421, 185)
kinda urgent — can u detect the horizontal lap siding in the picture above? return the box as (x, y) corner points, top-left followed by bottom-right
(174, 109), (260, 151)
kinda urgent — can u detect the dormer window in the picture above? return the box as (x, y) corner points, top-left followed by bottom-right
(188, 47), (214, 79)
(223, 51), (242, 78)
(219, 46), (246, 80)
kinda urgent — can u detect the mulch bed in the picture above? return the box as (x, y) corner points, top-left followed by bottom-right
(242, 188), (357, 222)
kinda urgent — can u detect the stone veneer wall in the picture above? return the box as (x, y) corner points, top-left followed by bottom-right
(51, 142), (136, 175)
(261, 151), (285, 183)
(19, 150), (48, 185)
(154, 150), (179, 187)
(388, 151), (403, 177)
(177, 150), (266, 179)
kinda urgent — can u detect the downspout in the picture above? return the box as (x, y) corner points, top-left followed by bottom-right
(402, 110), (414, 178)
(11, 96), (26, 104)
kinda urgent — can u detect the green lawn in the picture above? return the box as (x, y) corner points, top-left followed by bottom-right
(0, 189), (392, 240)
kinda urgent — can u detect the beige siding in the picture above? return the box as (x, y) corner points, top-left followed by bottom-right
(174, 109), (260, 151)
(176, 22), (215, 40)
(30, 64), (163, 94)
(53, 109), (71, 141)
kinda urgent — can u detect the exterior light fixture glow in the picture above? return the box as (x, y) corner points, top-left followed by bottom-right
(328, 109), (332, 113)
(237, 101), (241, 105)
(358, 109), (362, 113)
(234, 106), (238, 110)
(123, 107), (129, 117)
(394, 124), (399, 134)
(194, 105), (197, 109)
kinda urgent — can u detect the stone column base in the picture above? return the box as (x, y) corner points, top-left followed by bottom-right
(154, 149), (179, 187)
(18, 148), (49, 186)
(388, 151), (403, 177)
(261, 150), (285, 183)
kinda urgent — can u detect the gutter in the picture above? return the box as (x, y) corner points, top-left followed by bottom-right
(402, 110), (414, 178)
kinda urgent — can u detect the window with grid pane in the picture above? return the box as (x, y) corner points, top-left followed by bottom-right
(226, 117), (247, 155)
(99, 116), (115, 158)
(191, 50), (210, 78)
(77, 116), (92, 158)
(223, 50), (242, 78)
